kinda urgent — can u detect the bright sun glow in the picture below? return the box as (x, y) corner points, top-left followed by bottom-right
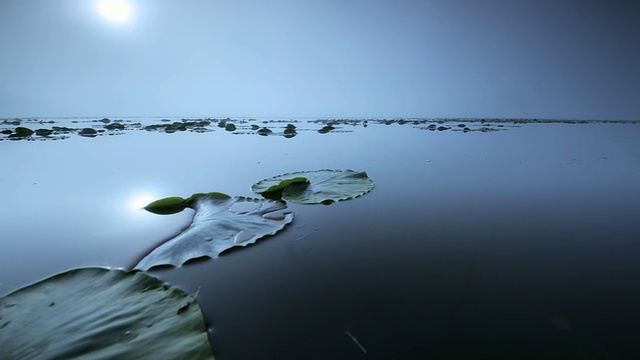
(97, 0), (133, 23)
(128, 192), (156, 212)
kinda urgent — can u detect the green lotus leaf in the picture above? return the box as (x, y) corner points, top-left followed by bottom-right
(252, 177), (309, 194)
(104, 123), (125, 130)
(257, 127), (272, 136)
(144, 196), (188, 215)
(78, 128), (98, 137)
(0, 267), (213, 360)
(35, 128), (53, 136)
(14, 127), (34, 137)
(251, 169), (374, 204)
(135, 195), (294, 270)
(185, 192), (231, 208)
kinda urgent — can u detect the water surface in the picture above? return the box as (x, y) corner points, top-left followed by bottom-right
(1, 118), (639, 359)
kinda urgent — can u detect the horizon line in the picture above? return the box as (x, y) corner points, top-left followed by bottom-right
(2, 115), (639, 122)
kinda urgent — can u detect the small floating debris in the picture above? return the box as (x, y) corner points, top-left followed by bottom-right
(344, 330), (367, 354)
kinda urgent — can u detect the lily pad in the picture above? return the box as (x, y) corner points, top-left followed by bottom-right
(105, 123), (125, 130)
(144, 196), (188, 215)
(185, 192), (232, 207)
(14, 127), (34, 137)
(135, 195), (294, 270)
(0, 267), (213, 360)
(252, 169), (374, 204)
(250, 177), (309, 202)
(257, 177), (310, 194)
(143, 193), (233, 215)
(78, 128), (98, 137)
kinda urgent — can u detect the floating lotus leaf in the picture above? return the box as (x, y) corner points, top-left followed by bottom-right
(257, 177), (309, 194)
(78, 128), (98, 137)
(184, 192), (232, 207)
(104, 123), (125, 130)
(135, 195), (294, 270)
(251, 169), (374, 204)
(14, 127), (34, 137)
(0, 267), (213, 360)
(144, 196), (188, 215)
(144, 193), (233, 215)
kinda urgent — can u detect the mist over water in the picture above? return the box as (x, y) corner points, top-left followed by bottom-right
(1, 0), (639, 120)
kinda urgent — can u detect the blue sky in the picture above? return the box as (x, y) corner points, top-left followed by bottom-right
(0, 0), (638, 119)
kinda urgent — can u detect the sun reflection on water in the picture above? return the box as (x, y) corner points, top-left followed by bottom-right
(127, 192), (157, 214)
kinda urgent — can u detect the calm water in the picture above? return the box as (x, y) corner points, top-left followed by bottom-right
(1, 118), (640, 359)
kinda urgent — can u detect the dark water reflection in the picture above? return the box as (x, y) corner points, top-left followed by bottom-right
(1, 119), (640, 359)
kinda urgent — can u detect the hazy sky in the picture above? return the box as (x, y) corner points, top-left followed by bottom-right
(0, 0), (638, 119)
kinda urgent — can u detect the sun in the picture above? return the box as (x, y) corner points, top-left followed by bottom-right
(96, 0), (133, 23)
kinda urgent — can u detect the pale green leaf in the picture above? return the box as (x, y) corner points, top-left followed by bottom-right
(252, 169), (374, 204)
(0, 267), (213, 360)
(135, 195), (294, 270)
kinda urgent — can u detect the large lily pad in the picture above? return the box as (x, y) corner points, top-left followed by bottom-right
(135, 195), (294, 270)
(251, 169), (374, 204)
(0, 267), (213, 360)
